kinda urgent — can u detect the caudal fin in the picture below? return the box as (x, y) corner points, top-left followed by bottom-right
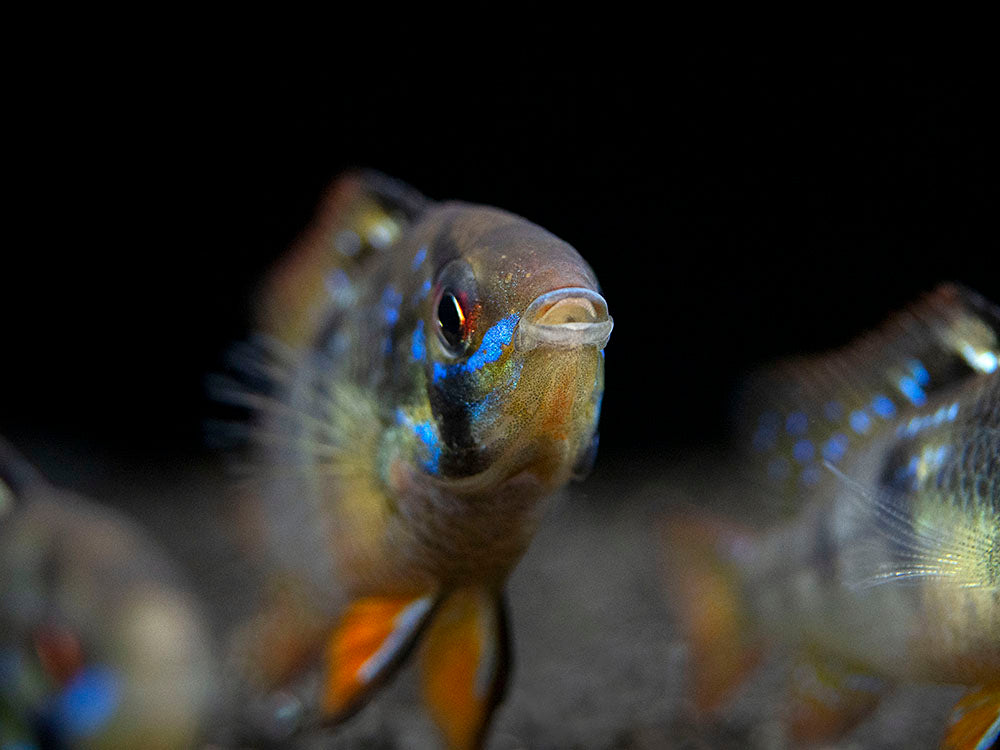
(660, 513), (762, 714)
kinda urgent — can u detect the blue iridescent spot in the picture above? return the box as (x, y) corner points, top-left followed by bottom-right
(792, 439), (815, 463)
(898, 375), (927, 407)
(412, 245), (427, 270)
(824, 400), (843, 421)
(411, 320), (426, 362)
(433, 314), (519, 383)
(823, 433), (849, 463)
(416, 279), (432, 302)
(381, 285), (402, 326)
(800, 464), (821, 486)
(849, 410), (871, 434)
(786, 411), (808, 435)
(466, 315), (518, 370)
(413, 420), (442, 473)
(54, 666), (121, 738)
(907, 358), (931, 386)
(871, 394), (896, 419)
(946, 402), (959, 421)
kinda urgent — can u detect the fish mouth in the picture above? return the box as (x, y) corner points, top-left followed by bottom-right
(515, 287), (613, 352)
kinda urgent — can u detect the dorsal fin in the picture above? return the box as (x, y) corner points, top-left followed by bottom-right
(257, 170), (429, 348)
(736, 284), (1000, 513)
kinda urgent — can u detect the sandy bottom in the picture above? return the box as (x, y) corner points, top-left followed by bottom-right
(24, 444), (964, 749)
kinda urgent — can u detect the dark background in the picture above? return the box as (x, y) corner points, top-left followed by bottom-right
(3, 33), (997, 470)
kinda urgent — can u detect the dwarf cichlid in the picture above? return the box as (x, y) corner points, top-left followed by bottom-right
(217, 172), (612, 748)
(663, 286), (1000, 750)
(0, 436), (215, 749)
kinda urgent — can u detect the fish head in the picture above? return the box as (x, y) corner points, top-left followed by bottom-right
(407, 204), (611, 492)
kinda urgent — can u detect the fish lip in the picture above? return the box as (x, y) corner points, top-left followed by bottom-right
(515, 287), (613, 352)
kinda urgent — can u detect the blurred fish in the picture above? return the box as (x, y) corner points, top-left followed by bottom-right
(215, 172), (612, 748)
(0, 436), (215, 749)
(662, 287), (1000, 750)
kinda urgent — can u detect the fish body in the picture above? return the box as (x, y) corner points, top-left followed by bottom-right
(0, 437), (215, 749)
(221, 172), (611, 748)
(664, 287), (1000, 749)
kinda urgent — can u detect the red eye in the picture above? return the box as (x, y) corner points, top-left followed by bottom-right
(437, 290), (468, 350)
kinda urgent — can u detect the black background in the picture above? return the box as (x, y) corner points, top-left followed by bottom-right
(3, 31), (997, 469)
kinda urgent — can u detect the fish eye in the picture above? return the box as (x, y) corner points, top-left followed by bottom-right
(437, 290), (468, 350)
(433, 259), (479, 356)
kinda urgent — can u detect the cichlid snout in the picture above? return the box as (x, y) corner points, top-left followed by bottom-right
(516, 287), (613, 352)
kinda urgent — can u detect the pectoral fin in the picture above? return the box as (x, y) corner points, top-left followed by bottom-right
(942, 684), (1000, 750)
(420, 587), (510, 750)
(785, 648), (888, 743)
(321, 594), (436, 720)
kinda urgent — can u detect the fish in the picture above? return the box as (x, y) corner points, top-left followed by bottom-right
(215, 171), (612, 748)
(661, 286), (1000, 750)
(0, 435), (216, 749)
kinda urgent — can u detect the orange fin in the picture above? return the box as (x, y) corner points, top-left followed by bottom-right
(659, 514), (762, 714)
(322, 593), (436, 720)
(942, 684), (1000, 750)
(784, 649), (888, 743)
(420, 587), (510, 750)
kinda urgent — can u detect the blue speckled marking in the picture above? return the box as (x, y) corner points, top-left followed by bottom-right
(466, 360), (524, 429)
(793, 439), (815, 463)
(786, 412), (808, 435)
(907, 358), (931, 386)
(414, 420), (442, 473)
(898, 375), (927, 406)
(411, 320), (426, 362)
(382, 285), (402, 326)
(412, 246), (427, 270)
(871, 394), (896, 419)
(849, 410), (871, 434)
(433, 314), (519, 383)
(823, 433), (849, 463)
(800, 464), (821, 486)
(54, 666), (121, 738)
(416, 279), (432, 302)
